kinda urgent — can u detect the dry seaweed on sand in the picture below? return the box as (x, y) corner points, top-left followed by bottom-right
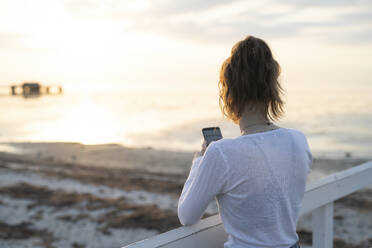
(0, 221), (56, 248)
(0, 183), (181, 233)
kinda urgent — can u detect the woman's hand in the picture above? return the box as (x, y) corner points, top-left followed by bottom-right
(194, 140), (207, 159)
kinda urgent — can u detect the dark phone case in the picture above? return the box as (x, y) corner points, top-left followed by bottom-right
(202, 127), (222, 146)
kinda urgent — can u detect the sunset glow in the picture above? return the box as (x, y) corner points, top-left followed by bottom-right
(0, 0), (371, 154)
(1, 0), (371, 91)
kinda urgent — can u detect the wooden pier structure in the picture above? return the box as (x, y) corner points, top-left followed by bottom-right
(10, 82), (63, 97)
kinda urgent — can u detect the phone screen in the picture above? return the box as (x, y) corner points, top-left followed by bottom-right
(202, 127), (223, 147)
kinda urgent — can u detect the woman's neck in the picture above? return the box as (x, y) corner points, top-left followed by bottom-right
(238, 107), (275, 135)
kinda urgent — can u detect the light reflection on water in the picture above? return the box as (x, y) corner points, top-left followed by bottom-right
(0, 86), (371, 158)
(0, 144), (23, 154)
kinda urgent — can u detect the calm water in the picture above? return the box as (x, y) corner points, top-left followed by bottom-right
(0, 84), (371, 158)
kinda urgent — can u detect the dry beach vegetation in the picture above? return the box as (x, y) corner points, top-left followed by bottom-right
(0, 142), (371, 248)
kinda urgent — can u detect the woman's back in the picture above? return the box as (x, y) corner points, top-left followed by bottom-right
(178, 128), (312, 248)
(215, 128), (312, 247)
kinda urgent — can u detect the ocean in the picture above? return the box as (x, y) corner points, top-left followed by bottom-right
(0, 83), (371, 158)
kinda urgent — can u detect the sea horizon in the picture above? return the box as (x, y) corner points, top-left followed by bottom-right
(1, 81), (371, 159)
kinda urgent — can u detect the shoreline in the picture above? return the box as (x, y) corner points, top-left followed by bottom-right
(0, 142), (371, 247)
(0, 142), (194, 175)
(1, 141), (370, 161)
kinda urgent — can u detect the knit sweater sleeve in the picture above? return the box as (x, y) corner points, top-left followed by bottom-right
(178, 142), (228, 225)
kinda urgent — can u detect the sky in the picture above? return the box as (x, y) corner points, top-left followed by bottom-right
(0, 0), (371, 92)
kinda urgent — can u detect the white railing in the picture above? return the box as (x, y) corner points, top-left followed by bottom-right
(123, 160), (372, 248)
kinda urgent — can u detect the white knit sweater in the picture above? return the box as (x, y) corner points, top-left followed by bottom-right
(178, 128), (312, 248)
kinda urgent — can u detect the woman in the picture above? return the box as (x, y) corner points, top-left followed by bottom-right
(178, 36), (312, 248)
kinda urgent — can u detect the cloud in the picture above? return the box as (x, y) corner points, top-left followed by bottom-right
(118, 0), (372, 45)
(278, 0), (370, 8)
(148, 0), (233, 15)
(29, 0), (371, 45)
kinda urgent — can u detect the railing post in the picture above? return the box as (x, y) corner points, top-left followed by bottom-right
(312, 202), (334, 248)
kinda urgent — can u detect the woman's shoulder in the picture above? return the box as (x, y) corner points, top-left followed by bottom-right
(279, 127), (310, 143)
(212, 127), (309, 148)
(281, 127), (307, 136)
(209, 136), (237, 149)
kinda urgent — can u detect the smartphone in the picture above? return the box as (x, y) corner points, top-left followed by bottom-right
(202, 127), (223, 147)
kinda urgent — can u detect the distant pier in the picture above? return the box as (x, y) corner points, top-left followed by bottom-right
(10, 82), (63, 97)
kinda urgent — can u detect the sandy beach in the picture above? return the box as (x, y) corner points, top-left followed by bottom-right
(0, 142), (371, 248)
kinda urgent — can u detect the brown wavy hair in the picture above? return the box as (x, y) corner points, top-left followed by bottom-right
(219, 36), (284, 122)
